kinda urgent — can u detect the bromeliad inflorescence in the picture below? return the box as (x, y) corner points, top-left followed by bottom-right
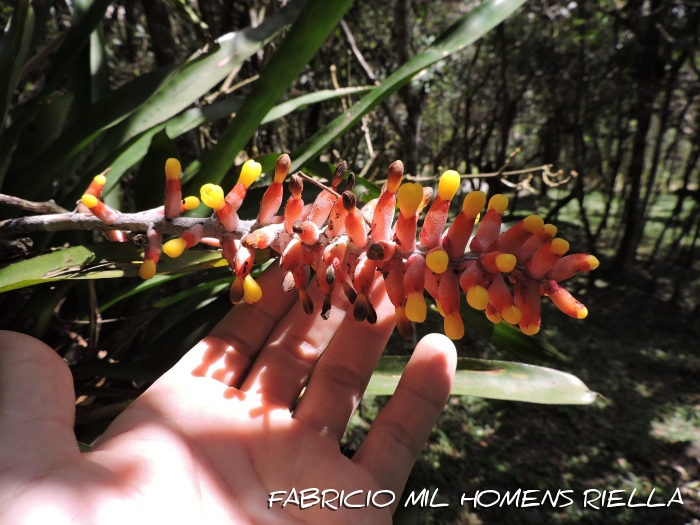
(80, 155), (599, 341)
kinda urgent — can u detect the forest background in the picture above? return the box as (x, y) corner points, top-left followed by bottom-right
(0, 0), (699, 523)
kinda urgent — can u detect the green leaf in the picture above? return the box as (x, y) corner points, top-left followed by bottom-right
(39, 0), (111, 96)
(184, 0), (355, 193)
(0, 246), (94, 293)
(0, 0), (34, 128)
(90, 0), (307, 194)
(0, 244), (227, 292)
(97, 87), (369, 197)
(366, 356), (597, 405)
(288, 0), (527, 172)
(10, 65), (180, 200)
(98, 274), (185, 313)
(460, 303), (570, 365)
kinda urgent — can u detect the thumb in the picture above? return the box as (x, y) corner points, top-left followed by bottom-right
(0, 331), (79, 472)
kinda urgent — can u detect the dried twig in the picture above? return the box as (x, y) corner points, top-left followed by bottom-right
(0, 193), (70, 214)
(296, 172), (341, 198)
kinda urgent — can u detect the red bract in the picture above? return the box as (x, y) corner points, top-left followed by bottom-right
(88, 155), (597, 341)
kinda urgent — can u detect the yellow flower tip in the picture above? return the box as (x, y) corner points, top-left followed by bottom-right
(577, 306), (588, 319)
(435, 299), (446, 317)
(183, 196), (200, 210)
(543, 224), (558, 236)
(550, 238), (570, 255)
(165, 158), (182, 180)
(163, 238), (187, 258)
(444, 312), (465, 340)
(243, 274), (263, 304)
(437, 170), (461, 201)
(397, 182), (424, 218)
(462, 191), (486, 218)
(467, 285), (489, 311)
(200, 183), (225, 210)
(81, 194), (98, 208)
(139, 260), (156, 280)
(474, 212), (481, 224)
(485, 309), (502, 325)
(426, 249), (449, 274)
(501, 305), (522, 325)
(523, 214), (544, 234)
(405, 291), (427, 323)
(585, 255), (600, 270)
(238, 159), (262, 189)
(521, 324), (541, 336)
(495, 253), (517, 273)
(487, 194), (509, 214)
(93, 174), (107, 185)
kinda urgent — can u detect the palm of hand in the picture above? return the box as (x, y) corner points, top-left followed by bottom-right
(0, 266), (456, 525)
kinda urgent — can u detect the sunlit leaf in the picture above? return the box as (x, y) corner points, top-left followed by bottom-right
(367, 356), (596, 404)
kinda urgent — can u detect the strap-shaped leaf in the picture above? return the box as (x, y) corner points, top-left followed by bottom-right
(0, 0), (34, 129)
(367, 356), (596, 405)
(184, 0), (355, 193)
(288, 0), (528, 172)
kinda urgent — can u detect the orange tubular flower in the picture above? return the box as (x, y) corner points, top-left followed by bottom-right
(162, 224), (204, 258)
(459, 261), (489, 311)
(85, 170), (109, 197)
(226, 159), (262, 211)
(526, 238), (570, 279)
(164, 158), (183, 220)
(469, 194), (509, 253)
(343, 192), (367, 248)
(443, 190), (486, 257)
(438, 266), (464, 340)
(284, 174), (304, 235)
(487, 274), (522, 325)
(81, 194), (119, 225)
(394, 182), (423, 252)
(106, 230), (128, 242)
(404, 253), (427, 322)
(479, 251), (517, 274)
(367, 240), (396, 262)
(139, 227), (162, 280)
(419, 170), (461, 249)
(382, 257), (411, 339)
(352, 252), (377, 324)
(292, 220), (320, 245)
(543, 280), (588, 319)
(546, 254), (600, 282)
(371, 160), (403, 242)
(244, 224), (279, 249)
(496, 214), (544, 254)
(308, 161), (346, 227)
(201, 184), (238, 232)
(257, 154), (290, 225)
(514, 277), (541, 336)
(221, 238), (239, 268)
(515, 224), (557, 265)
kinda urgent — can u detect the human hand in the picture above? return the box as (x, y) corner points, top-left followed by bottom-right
(0, 264), (456, 524)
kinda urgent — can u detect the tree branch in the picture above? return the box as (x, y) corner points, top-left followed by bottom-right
(0, 193), (70, 214)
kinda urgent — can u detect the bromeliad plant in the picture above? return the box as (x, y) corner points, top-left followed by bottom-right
(73, 154), (598, 342)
